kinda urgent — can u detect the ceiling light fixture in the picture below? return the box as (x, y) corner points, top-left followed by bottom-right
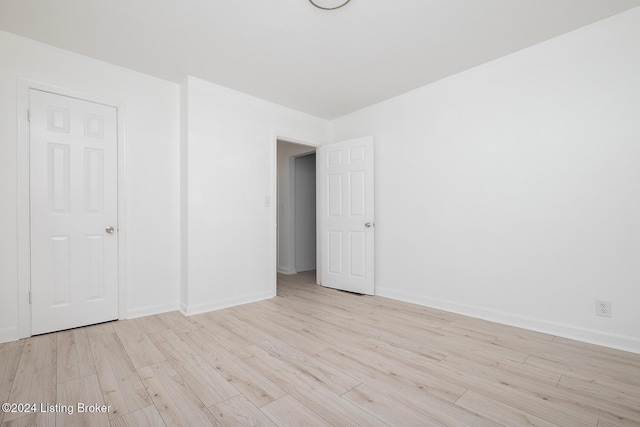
(309, 0), (351, 11)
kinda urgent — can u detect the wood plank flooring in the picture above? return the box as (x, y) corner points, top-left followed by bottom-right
(1, 271), (640, 426)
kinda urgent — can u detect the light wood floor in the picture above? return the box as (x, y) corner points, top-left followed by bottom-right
(2, 271), (640, 426)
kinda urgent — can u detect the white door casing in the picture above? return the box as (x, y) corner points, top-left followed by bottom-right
(30, 89), (118, 335)
(318, 136), (374, 295)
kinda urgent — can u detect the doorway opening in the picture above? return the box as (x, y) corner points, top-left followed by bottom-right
(276, 139), (317, 291)
(273, 135), (375, 297)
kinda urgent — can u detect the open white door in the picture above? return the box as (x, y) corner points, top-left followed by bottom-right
(30, 89), (118, 335)
(318, 136), (374, 295)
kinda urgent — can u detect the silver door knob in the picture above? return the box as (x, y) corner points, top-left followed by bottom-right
(365, 222), (374, 228)
(105, 226), (115, 234)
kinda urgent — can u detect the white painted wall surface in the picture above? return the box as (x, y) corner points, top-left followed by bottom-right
(277, 141), (315, 274)
(295, 153), (316, 272)
(0, 31), (181, 341)
(181, 76), (329, 315)
(332, 8), (640, 353)
(180, 78), (190, 312)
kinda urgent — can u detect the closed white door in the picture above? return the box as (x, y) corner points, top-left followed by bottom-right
(30, 89), (118, 335)
(318, 136), (374, 295)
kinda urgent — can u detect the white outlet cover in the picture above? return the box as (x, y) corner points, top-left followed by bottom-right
(596, 300), (612, 318)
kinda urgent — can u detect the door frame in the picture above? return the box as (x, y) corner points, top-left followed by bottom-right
(271, 131), (322, 296)
(17, 79), (128, 338)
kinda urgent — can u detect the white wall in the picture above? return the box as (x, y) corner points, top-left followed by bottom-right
(0, 31), (181, 342)
(181, 76), (329, 315)
(332, 8), (640, 353)
(3, 8), (638, 353)
(180, 78), (190, 310)
(295, 153), (317, 272)
(277, 141), (315, 274)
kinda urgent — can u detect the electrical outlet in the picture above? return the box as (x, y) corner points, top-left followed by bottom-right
(596, 300), (612, 318)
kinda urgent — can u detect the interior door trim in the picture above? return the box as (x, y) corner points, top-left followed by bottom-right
(17, 79), (128, 338)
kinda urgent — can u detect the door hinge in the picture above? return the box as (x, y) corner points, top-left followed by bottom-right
(28, 290), (32, 304)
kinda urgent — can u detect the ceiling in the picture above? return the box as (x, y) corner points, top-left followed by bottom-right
(1, 0), (639, 119)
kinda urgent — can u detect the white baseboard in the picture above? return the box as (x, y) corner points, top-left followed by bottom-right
(277, 267), (296, 275)
(0, 326), (20, 344)
(179, 302), (188, 316)
(376, 287), (640, 355)
(127, 301), (180, 319)
(182, 291), (274, 316)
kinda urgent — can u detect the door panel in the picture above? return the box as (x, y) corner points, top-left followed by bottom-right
(30, 89), (118, 335)
(318, 136), (374, 295)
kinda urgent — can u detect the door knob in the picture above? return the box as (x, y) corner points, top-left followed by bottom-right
(365, 222), (374, 228)
(105, 226), (115, 234)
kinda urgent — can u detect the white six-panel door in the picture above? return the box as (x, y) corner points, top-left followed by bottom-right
(318, 136), (374, 295)
(30, 89), (118, 335)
